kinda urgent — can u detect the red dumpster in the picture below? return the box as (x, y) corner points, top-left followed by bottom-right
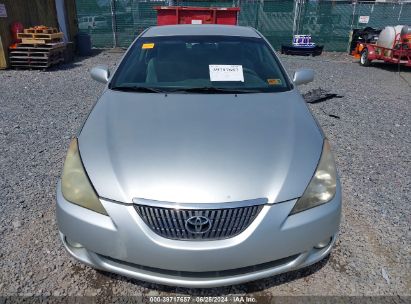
(154, 6), (240, 26)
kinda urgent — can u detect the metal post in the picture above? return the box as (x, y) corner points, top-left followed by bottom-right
(398, 3), (403, 21)
(348, 1), (357, 53)
(236, 0), (240, 25)
(254, 0), (260, 30)
(292, 0), (299, 36)
(293, 0), (305, 37)
(299, 0), (304, 35)
(110, 0), (118, 48)
(350, 1), (356, 32)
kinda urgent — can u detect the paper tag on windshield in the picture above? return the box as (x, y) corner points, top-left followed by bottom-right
(209, 65), (244, 82)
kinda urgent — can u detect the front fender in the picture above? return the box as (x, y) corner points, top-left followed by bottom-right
(366, 45), (377, 60)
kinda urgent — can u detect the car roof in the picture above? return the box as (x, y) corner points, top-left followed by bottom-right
(141, 25), (261, 38)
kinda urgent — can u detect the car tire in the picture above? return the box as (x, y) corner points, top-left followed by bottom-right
(360, 48), (371, 66)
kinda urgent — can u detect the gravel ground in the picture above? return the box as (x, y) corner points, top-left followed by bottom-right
(0, 50), (410, 300)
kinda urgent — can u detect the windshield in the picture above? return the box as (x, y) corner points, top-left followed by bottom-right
(110, 35), (292, 93)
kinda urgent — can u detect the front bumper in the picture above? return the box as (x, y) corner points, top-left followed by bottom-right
(56, 182), (341, 288)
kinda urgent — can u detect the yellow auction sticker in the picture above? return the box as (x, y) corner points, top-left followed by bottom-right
(142, 43), (155, 49)
(267, 79), (282, 85)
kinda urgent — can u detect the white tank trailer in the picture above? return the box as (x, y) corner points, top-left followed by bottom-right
(377, 25), (411, 48)
(358, 25), (411, 67)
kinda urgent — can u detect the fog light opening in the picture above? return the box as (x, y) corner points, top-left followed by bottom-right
(66, 237), (84, 249)
(314, 237), (332, 249)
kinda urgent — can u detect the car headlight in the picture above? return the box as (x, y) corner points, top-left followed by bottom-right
(290, 139), (337, 215)
(61, 138), (108, 215)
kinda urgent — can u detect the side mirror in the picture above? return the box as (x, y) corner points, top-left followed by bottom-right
(293, 69), (314, 86)
(90, 65), (110, 84)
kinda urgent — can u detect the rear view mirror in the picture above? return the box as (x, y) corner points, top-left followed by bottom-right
(90, 65), (110, 84)
(293, 69), (314, 86)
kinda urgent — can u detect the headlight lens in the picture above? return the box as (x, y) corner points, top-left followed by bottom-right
(290, 139), (337, 215)
(61, 138), (108, 215)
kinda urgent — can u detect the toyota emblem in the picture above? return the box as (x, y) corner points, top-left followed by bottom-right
(185, 215), (211, 234)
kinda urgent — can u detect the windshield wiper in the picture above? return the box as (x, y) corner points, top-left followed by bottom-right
(110, 85), (165, 93)
(169, 87), (261, 94)
(110, 85), (261, 94)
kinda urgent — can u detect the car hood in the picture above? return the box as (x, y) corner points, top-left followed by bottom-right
(78, 90), (323, 204)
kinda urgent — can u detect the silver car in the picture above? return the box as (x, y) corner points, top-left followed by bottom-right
(57, 24), (341, 288)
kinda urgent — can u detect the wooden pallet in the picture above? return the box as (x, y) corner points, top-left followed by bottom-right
(18, 32), (64, 40)
(10, 49), (64, 59)
(10, 56), (64, 69)
(12, 42), (66, 50)
(9, 42), (66, 70)
(21, 37), (63, 44)
(10, 50), (62, 57)
(10, 57), (64, 70)
(24, 27), (58, 34)
(10, 54), (63, 64)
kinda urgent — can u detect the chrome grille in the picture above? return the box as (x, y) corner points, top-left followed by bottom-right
(135, 204), (263, 240)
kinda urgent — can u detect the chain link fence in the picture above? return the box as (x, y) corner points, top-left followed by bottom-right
(75, 0), (411, 51)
